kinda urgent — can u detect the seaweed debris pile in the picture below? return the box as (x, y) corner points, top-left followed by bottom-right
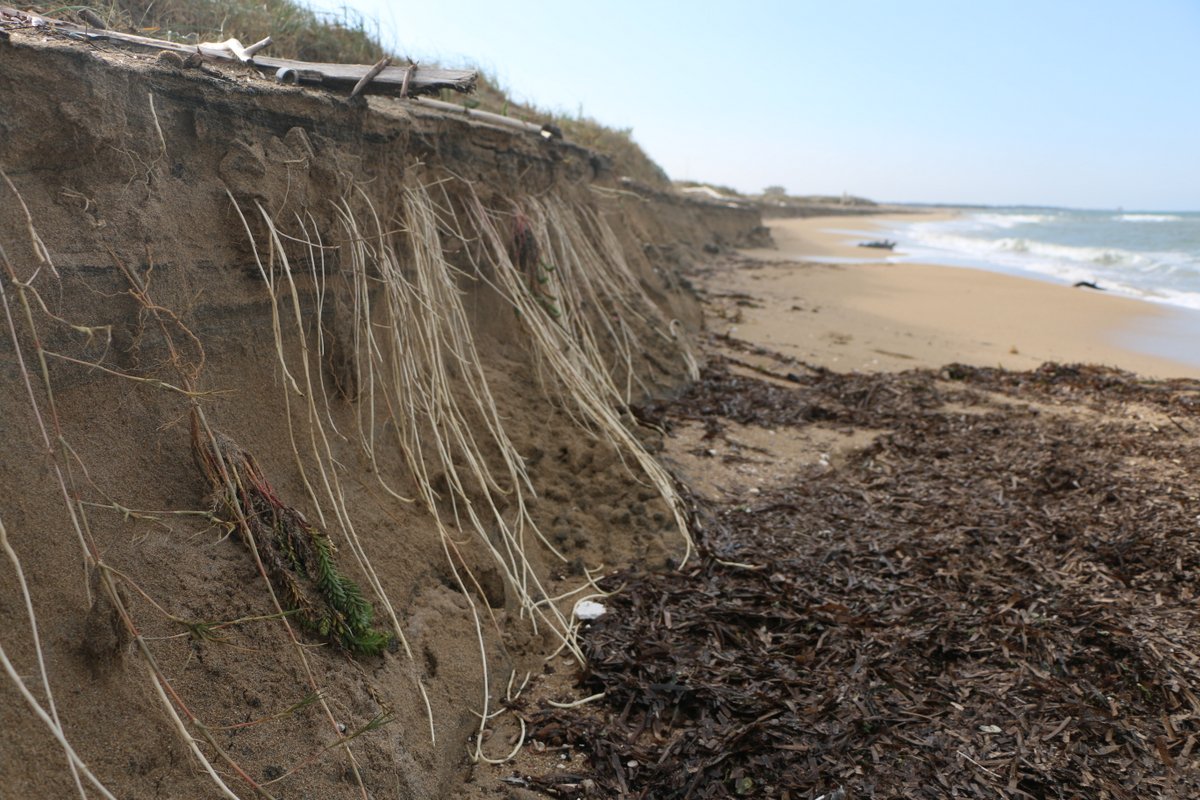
(517, 360), (1200, 798)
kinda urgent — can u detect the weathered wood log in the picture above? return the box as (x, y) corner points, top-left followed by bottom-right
(348, 56), (390, 99)
(0, 7), (476, 96)
(415, 97), (559, 137)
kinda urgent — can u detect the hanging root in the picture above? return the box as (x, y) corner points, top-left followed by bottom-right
(327, 185), (577, 646)
(218, 173), (699, 765)
(1, 183), (271, 797)
(454, 188), (696, 565)
(193, 424), (393, 656)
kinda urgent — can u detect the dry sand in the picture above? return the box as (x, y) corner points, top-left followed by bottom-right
(734, 214), (1200, 379)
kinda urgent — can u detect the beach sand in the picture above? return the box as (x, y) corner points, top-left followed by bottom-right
(731, 214), (1200, 379)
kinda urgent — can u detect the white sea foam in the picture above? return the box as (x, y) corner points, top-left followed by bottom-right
(970, 212), (1056, 229)
(990, 237), (1169, 269)
(1116, 214), (1182, 222)
(908, 231), (1173, 272)
(893, 212), (1200, 312)
(870, 209), (1200, 365)
(1147, 287), (1200, 311)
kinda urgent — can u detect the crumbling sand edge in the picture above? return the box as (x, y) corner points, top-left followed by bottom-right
(0, 29), (763, 799)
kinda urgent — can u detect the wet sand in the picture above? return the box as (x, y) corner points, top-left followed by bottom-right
(733, 214), (1200, 379)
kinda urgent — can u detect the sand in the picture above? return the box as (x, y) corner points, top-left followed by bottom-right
(1, 30), (734, 799)
(731, 214), (1200, 379)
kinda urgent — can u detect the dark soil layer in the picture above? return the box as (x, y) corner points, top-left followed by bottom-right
(517, 360), (1200, 798)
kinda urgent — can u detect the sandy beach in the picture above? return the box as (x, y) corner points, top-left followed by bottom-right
(735, 214), (1200, 379)
(539, 215), (1200, 796)
(8, 3), (1200, 797)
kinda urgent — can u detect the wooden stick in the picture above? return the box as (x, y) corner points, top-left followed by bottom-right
(414, 98), (539, 133)
(243, 35), (272, 57)
(399, 63), (416, 98)
(198, 36), (268, 63)
(216, 38), (250, 63)
(349, 56), (390, 99)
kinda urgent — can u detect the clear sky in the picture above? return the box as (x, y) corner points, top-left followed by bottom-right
(307, 0), (1199, 210)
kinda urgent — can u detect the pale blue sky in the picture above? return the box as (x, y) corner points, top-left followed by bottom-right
(308, 1), (1199, 210)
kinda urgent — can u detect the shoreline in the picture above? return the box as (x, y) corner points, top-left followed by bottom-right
(736, 214), (1200, 380)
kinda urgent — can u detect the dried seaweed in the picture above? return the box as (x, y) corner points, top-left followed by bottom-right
(521, 362), (1200, 798)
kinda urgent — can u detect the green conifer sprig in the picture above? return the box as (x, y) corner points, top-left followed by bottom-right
(195, 430), (393, 656)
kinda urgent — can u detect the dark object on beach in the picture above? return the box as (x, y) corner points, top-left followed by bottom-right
(858, 239), (896, 250)
(1074, 280), (1105, 290)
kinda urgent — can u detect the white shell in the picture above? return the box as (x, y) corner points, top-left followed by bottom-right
(573, 600), (607, 621)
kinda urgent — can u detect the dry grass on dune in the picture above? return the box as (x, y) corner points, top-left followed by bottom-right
(32, 0), (672, 187)
(62, 0), (390, 64)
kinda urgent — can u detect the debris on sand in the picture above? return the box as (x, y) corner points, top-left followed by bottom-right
(519, 361), (1200, 798)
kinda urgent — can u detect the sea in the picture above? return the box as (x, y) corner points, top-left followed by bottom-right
(867, 207), (1200, 368)
(882, 208), (1200, 310)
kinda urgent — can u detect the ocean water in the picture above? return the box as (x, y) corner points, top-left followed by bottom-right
(850, 207), (1200, 370)
(882, 207), (1200, 311)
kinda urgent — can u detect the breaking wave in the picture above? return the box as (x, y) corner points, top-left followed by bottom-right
(1116, 214), (1183, 222)
(1113, 214), (1180, 224)
(891, 211), (1200, 311)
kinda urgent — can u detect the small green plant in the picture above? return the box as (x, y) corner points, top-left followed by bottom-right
(194, 427), (393, 656)
(508, 214), (563, 320)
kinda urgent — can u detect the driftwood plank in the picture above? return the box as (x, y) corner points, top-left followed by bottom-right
(416, 98), (560, 137)
(0, 7), (476, 96)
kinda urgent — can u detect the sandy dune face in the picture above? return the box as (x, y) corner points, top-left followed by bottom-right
(0, 30), (761, 799)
